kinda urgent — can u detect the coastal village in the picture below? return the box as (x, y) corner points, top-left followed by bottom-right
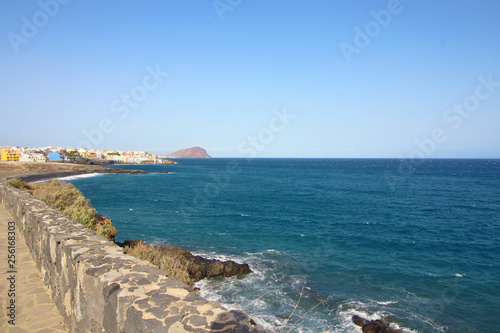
(0, 146), (165, 164)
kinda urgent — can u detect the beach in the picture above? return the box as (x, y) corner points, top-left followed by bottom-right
(0, 161), (149, 182)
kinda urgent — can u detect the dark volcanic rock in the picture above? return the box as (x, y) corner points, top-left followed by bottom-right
(100, 168), (149, 175)
(118, 240), (252, 286)
(352, 315), (400, 333)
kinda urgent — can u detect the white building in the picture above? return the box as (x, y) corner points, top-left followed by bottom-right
(19, 152), (47, 162)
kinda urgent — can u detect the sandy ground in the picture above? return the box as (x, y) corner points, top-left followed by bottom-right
(0, 161), (112, 178)
(0, 205), (67, 332)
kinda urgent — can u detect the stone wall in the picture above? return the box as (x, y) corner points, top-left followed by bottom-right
(0, 180), (266, 333)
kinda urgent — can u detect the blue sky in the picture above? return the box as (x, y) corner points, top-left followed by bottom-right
(1, 0), (499, 157)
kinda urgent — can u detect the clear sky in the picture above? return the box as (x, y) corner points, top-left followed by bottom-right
(1, 0), (499, 158)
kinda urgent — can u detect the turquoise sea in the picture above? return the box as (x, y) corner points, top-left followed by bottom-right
(65, 159), (500, 332)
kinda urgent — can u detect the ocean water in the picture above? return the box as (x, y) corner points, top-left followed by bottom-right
(66, 159), (500, 332)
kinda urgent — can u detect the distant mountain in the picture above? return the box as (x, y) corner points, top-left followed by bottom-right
(162, 147), (211, 159)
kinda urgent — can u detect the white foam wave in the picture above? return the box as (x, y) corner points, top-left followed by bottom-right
(244, 251), (264, 256)
(375, 300), (398, 306)
(57, 173), (103, 181)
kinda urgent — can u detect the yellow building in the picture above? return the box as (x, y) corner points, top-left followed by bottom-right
(1, 150), (20, 162)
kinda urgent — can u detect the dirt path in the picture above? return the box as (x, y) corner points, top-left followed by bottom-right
(0, 205), (67, 332)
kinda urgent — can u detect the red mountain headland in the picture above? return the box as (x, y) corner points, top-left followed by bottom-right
(163, 147), (211, 158)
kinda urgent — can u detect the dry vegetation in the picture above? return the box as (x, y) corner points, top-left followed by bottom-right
(123, 241), (195, 285)
(9, 178), (117, 241)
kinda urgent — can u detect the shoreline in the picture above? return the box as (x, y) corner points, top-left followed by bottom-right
(0, 161), (150, 183)
(12, 168), (150, 183)
(7, 171), (101, 183)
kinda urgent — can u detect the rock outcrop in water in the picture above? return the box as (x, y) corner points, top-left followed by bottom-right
(352, 315), (400, 333)
(118, 240), (252, 286)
